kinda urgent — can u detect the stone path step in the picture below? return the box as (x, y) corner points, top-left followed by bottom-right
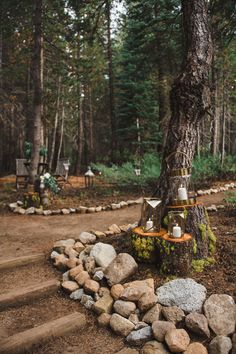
(0, 311), (86, 354)
(0, 253), (45, 271)
(0, 279), (60, 311)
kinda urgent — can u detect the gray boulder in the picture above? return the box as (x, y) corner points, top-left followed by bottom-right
(185, 312), (210, 337)
(126, 326), (152, 346)
(110, 313), (135, 337)
(90, 242), (117, 268)
(78, 231), (96, 244)
(114, 300), (136, 318)
(209, 335), (232, 354)
(104, 253), (138, 286)
(156, 278), (206, 313)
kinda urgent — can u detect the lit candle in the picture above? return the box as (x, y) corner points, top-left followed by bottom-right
(146, 219), (153, 231)
(173, 224), (181, 238)
(178, 185), (188, 200)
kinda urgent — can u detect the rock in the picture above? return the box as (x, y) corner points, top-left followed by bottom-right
(14, 207), (26, 214)
(78, 231), (96, 244)
(61, 280), (79, 293)
(43, 210), (52, 216)
(51, 209), (61, 215)
(152, 321), (176, 342)
(184, 342), (208, 354)
(105, 230), (114, 236)
(98, 286), (111, 297)
(75, 270), (90, 286)
(93, 231), (106, 238)
(93, 290), (114, 314)
(93, 270), (104, 282)
(90, 242), (117, 268)
(134, 197), (143, 204)
(142, 341), (170, 354)
(127, 200), (136, 206)
(128, 313), (139, 325)
(119, 224), (132, 233)
(121, 279), (154, 301)
(81, 294), (95, 309)
(95, 206), (102, 212)
(110, 313), (135, 337)
(9, 202), (18, 210)
(50, 251), (60, 259)
(111, 284), (125, 300)
(209, 335), (232, 354)
(53, 239), (75, 254)
(97, 313), (111, 327)
(156, 278), (207, 313)
(64, 246), (79, 259)
(69, 208), (76, 213)
(65, 258), (78, 269)
(54, 254), (68, 271)
(35, 208), (43, 215)
(84, 279), (100, 295)
(114, 300), (136, 318)
(203, 294), (236, 335)
(74, 242), (85, 253)
(142, 304), (162, 324)
(111, 203), (121, 210)
(84, 256), (96, 274)
(165, 329), (190, 353)
(62, 270), (70, 281)
(162, 306), (185, 324)
(108, 224), (121, 234)
(134, 322), (149, 330)
(70, 289), (84, 301)
(126, 326), (152, 346)
(61, 208), (70, 215)
(87, 207), (96, 213)
(69, 264), (84, 279)
(25, 207), (35, 214)
(185, 312), (210, 337)
(84, 245), (94, 254)
(207, 205), (217, 212)
(77, 206), (88, 214)
(138, 291), (158, 312)
(197, 190), (204, 196)
(115, 348), (139, 354)
(119, 201), (128, 208)
(104, 253), (138, 286)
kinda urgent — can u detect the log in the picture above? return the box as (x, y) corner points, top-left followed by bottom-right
(131, 227), (166, 263)
(158, 233), (193, 275)
(0, 279), (60, 311)
(0, 312), (86, 354)
(0, 254), (45, 271)
(167, 203), (216, 259)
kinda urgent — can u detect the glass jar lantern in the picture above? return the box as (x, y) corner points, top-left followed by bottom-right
(141, 198), (162, 232)
(167, 210), (186, 237)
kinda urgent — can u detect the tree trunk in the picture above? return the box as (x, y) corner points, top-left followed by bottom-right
(155, 0), (213, 204)
(29, 0), (43, 184)
(220, 72), (226, 166)
(106, 0), (117, 163)
(49, 76), (61, 171)
(154, 0), (214, 263)
(210, 55), (220, 156)
(56, 94), (65, 166)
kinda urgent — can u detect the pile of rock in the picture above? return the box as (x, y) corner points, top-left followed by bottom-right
(8, 197), (143, 216)
(52, 236), (236, 354)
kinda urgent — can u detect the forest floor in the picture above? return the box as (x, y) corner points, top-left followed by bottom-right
(0, 176), (235, 353)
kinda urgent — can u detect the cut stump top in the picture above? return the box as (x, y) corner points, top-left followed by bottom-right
(132, 227), (166, 237)
(167, 202), (203, 209)
(162, 233), (192, 243)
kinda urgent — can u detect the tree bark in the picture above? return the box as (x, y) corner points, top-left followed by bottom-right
(29, 0), (43, 184)
(49, 76), (61, 171)
(155, 0), (213, 205)
(106, 0), (117, 163)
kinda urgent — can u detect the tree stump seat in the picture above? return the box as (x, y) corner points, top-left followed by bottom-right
(158, 233), (193, 275)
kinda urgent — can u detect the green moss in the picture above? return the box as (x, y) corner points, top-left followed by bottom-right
(163, 216), (168, 226)
(193, 239), (197, 255)
(199, 223), (207, 240)
(208, 228), (217, 255)
(131, 234), (155, 261)
(192, 257), (215, 272)
(183, 208), (188, 219)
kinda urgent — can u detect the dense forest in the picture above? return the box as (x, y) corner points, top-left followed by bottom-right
(0, 0), (235, 176)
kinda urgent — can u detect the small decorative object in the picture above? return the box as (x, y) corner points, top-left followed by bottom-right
(40, 173), (59, 194)
(168, 210), (186, 237)
(141, 198), (162, 232)
(85, 166), (95, 188)
(63, 162), (70, 181)
(178, 184), (188, 201)
(134, 168), (141, 176)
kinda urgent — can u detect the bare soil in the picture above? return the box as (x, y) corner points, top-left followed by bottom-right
(0, 179), (235, 354)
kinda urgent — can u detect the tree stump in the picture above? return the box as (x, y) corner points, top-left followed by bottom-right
(158, 233), (193, 275)
(131, 227), (166, 263)
(167, 203), (216, 259)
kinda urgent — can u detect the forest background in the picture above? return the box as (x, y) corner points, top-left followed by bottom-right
(0, 0), (235, 183)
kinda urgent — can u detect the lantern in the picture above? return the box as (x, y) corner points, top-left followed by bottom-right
(63, 162), (70, 181)
(85, 166), (95, 188)
(166, 151), (196, 206)
(167, 210), (186, 237)
(140, 198), (162, 232)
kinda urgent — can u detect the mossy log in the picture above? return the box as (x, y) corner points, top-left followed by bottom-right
(167, 203), (216, 259)
(158, 233), (193, 275)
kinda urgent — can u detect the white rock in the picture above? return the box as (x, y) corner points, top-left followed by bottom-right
(93, 270), (104, 282)
(104, 253), (138, 286)
(90, 242), (117, 268)
(70, 289), (84, 300)
(25, 207), (35, 214)
(79, 231), (96, 244)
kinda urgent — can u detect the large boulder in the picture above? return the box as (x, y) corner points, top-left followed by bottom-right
(104, 253), (138, 286)
(203, 294), (236, 336)
(156, 278), (207, 313)
(90, 242), (117, 268)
